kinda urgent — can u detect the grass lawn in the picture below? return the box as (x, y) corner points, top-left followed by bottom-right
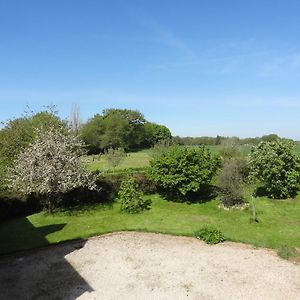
(1, 193), (300, 256)
(84, 149), (151, 172)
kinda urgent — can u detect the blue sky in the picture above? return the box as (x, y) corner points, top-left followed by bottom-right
(1, 0), (300, 139)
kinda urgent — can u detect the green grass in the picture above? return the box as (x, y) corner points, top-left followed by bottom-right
(84, 149), (151, 172)
(84, 145), (255, 172)
(1, 194), (300, 256)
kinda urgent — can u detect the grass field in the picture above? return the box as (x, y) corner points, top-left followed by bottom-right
(84, 149), (151, 172)
(85, 144), (300, 172)
(1, 193), (299, 257)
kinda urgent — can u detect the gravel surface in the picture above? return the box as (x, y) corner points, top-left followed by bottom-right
(0, 232), (299, 299)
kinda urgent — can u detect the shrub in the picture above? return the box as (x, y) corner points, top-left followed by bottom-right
(249, 140), (300, 199)
(133, 173), (157, 194)
(118, 177), (151, 213)
(195, 227), (225, 244)
(148, 146), (220, 197)
(217, 158), (245, 207)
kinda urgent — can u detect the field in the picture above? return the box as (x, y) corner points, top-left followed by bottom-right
(84, 149), (151, 172)
(85, 144), (300, 172)
(1, 193), (300, 258)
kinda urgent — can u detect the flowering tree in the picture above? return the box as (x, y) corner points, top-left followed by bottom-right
(8, 128), (97, 213)
(249, 140), (300, 198)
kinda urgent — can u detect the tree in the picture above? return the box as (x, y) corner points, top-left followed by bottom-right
(80, 108), (146, 153)
(249, 140), (300, 199)
(100, 109), (145, 150)
(70, 103), (82, 134)
(80, 114), (104, 154)
(8, 128), (97, 213)
(0, 108), (67, 191)
(104, 147), (126, 171)
(148, 146), (220, 197)
(144, 122), (172, 147)
(217, 159), (245, 207)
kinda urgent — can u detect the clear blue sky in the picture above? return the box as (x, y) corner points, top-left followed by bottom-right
(1, 0), (300, 139)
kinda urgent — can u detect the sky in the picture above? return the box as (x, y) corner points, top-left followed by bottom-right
(0, 0), (300, 139)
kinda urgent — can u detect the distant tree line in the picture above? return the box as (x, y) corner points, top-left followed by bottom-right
(173, 133), (286, 146)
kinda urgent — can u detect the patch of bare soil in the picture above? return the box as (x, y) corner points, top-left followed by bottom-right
(0, 232), (299, 299)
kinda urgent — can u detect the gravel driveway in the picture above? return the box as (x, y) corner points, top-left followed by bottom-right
(0, 232), (299, 299)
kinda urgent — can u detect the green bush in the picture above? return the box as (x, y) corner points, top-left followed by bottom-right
(195, 227), (225, 244)
(118, 177), (151, 213)
(148, 146), (220, 197)
(249, 140), (300, 199)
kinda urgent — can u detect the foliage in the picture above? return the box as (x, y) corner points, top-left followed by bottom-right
(80, 114), (104, 154)
(144, 122), (172, 147)
(249, 140), (300, 198)
(150, 138), (174, 158)
(8, 128), (97, 213)
(217, 159), (245, 207)
(104, 147), (127, 171)
(0, 108), (67, 190)
(118, 176), (151, 213)
(80, 109), (173, 153)
(80, 109), (146, 153)
(148, 146), (220, 197)
(195, 227), (225, 244)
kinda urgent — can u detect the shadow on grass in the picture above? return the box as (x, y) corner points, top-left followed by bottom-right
(57, 202), (113, 216)
(0, 217), (93, 299)
(159, 185), (218, 204)
(254, 186), (298, 199)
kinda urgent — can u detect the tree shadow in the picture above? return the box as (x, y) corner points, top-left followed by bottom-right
(159, 185), (218, 204)
(0, 218), (94, 299)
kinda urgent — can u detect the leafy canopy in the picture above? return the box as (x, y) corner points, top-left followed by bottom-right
(249, 140), (300, 199)
(148, 146), (220, 197)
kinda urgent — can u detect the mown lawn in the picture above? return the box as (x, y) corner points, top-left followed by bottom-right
(84, 149), (151, 172)
(1, 194), (299, 256)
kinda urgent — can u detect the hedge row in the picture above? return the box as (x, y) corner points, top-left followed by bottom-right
(0, 172), (156, 221)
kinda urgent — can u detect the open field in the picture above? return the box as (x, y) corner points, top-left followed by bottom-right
(84, 149), (151, 172)
(1, 232), (299, 300)
(85, 144), (300, 172)
(1, 194), (299, 259)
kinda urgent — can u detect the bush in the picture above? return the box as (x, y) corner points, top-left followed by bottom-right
(118, 177), (151, 213)
(148, 146), (220, 197)
(195, 227), (225, 244)
(249, 140), (300, 199)
(217, 159), (245, 207)
(133, 173), (157, 194)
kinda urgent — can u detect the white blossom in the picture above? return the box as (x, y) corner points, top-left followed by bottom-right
(8, 128), (98, 212)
